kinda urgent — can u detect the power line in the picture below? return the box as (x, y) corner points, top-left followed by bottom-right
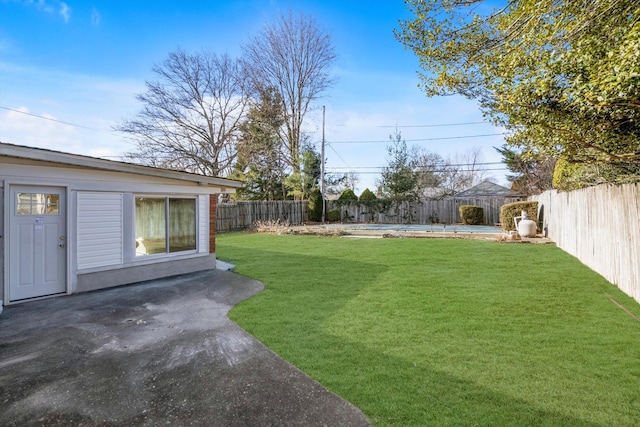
(329, 133), (505, 144)
(0, 106), (100, 131)
(376, 121), (491, 128)
(328, 120), (491, 128)
(326, 162), (505, 170)
(328, 167), (509, 175)
(327, 144), (352, 169)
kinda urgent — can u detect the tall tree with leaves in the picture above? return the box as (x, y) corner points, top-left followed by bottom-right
(496, 145), (555, 195)
(379, 131), (420, 202)
(284, 147), (322, 200)
(396, 0), (640, 187)
(232, 86), (288, 200)
(117, 49), (249, 176)
(243, 11), (337, 176)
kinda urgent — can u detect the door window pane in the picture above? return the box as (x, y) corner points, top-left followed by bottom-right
(169, 198), (196, 253)
(16, 193), (59, 215)
(45, 194), (59, 214)
(135, 198), (166, 255)
(16, 193), (34, 215)
(32, 193), (47, 214)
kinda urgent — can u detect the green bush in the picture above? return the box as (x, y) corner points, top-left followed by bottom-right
(359, 188), (377, 201)
(459, 205), (484, 225)
(500, 201), (538, 231)
(553, 156), (625, 190)
(338, 189), (358, 201)
(553, 156), (589, 191)
(308, 188), (323, 222)
(327, 209), (341, 222)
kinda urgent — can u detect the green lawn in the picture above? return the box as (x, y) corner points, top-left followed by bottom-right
(217, 233), (640, 426)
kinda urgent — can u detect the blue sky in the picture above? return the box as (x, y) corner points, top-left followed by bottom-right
(0, 0), (508, 192)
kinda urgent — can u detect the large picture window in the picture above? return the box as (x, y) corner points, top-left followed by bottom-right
(135, 197), (196, 256)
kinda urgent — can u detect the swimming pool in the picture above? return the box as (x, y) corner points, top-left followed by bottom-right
(315, 223), (503, 234)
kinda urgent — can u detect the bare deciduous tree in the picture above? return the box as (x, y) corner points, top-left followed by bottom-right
(444, 147), (489, 195)
(403, 145), (492, 199)
(243, 11), (336, 174)
(116, 49), (249, 176)
(434, 147), (491, 197)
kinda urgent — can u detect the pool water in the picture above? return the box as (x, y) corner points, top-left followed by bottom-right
(318, 223), (503, 234)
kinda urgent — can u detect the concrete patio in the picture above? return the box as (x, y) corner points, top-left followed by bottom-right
(0, 269), (370, 426)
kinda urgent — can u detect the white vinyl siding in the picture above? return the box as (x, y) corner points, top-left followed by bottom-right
(77, 192), (124, 269)
(198, 195), (208, 253)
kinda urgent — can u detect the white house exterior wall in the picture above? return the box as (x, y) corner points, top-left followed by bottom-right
(1, 158), (228, 306)
(198, 194), (209, 254)
(77, 192), (124, 270)
(0, 183), (4, 310)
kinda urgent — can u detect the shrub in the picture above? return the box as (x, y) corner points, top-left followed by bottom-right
(327, 209), (341, 222)
(553, 156), (624, 190)
(308, 188), (323, 222)
(500, 201), (538, 231)
(553, 157), (589, 191)
(359, 188), (377, 201)
(338, 189), (358, 201)
(253, 219), (291, 234)
(459, 205), (484, 225)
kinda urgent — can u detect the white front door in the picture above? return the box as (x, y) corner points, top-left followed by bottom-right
(9, 185), (67, 301)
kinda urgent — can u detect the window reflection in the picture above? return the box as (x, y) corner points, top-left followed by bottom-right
(135, 197), (196, 256)
(16, 193), (60, 215)
(169, 198), (196, 253)
(135, 198), (167, 255)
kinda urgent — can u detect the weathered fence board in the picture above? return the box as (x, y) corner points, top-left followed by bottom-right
(216, 198), (517, 232)
(217, 201), (308, 232)
(531, 183), (640, 304)
(329, 198), (521, 225)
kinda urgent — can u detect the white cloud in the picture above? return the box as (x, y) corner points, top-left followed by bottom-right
(0, 62), (145, 159)
(303, 93), (509, 192)
(59, 1), (70, 23)
(91, 7), (101, 26)
(0, 105), (137, 160)
(18, 0), (71, 23)
(0, 106), (81, 152)
(35, 0), (54, 14)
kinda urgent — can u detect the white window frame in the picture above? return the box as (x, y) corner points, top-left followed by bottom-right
(134, 195), (199, 258)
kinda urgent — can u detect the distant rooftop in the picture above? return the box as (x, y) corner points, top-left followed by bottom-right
(454, 180), (524, 198)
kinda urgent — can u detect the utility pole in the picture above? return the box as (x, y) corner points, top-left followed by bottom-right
(321, 105), (326, 223)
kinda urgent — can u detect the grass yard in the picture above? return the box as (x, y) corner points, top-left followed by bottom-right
(217, 233), (640, 426)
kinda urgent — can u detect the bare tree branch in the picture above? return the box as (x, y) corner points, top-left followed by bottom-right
(115, 49), (249, 176)
(243, 11), (336, 174)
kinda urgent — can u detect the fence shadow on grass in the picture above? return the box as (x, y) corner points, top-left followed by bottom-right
(314, 336), (607, 426)
(220, 237), (640, 426)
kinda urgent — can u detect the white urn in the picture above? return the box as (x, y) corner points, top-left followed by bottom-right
(515, 211), (537, 237)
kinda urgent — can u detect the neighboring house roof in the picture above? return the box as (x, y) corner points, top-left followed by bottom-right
(454, 180), (524, 198)
(0, 142), (243, 192)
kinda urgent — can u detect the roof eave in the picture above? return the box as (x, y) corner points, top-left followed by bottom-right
(0, 142), (243, 190)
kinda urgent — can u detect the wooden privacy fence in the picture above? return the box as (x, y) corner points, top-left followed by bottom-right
(216, 198), (520, 232)
(531, 183), (640, 304)
(329, 197), (521, 225)
(217, 201), (308, 232)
